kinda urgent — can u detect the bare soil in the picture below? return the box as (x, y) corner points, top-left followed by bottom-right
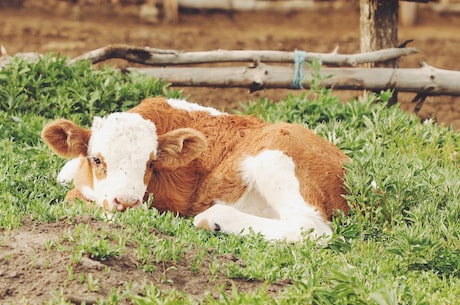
(1, 216), (282, 304)
(1, 2), (460, 304)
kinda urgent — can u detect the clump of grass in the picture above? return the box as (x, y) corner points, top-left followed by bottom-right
(0, 54), (180, 124)
(59, 223), (125, 262)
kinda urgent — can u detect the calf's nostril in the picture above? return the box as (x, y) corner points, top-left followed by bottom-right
(114, 196), (141, 211)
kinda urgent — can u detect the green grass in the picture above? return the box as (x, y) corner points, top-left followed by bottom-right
(1, 56), (459, 304)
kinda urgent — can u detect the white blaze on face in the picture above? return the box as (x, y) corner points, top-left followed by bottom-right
(86, 112), (158, 211)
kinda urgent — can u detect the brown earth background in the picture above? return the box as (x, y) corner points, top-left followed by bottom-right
(1, 1), (460, 128)
(1, 1), (460, 304)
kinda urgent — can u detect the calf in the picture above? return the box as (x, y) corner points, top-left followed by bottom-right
(41, 97), (349, 241)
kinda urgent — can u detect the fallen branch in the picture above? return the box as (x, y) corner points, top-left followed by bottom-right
(0, 51), (42, 69)
(432, 3), (460, 13)
(130, 61), (460, 95)
(68, 44), (419, 67)
(3, 45), (458, 97)
(177, 0), (316, 11)
(411, 93), (428, 114)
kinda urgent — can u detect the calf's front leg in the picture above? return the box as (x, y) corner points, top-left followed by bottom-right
(64, 188), (94, 208)
(193, 204), (330, 242)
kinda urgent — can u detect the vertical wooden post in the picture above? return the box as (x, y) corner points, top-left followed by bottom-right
(360, 0), (399, 105)
(400, 1), (417, 26)
(164, 0), (179, 23)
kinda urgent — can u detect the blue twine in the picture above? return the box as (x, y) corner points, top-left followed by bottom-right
(292, 50), (307, 89)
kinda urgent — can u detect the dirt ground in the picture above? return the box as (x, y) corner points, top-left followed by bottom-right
(1, 216), (285, 304)
(1, 2), (460, 304)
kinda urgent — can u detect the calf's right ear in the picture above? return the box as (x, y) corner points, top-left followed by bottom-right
(156, 128), (207, 170)
(41, 119), (91, 158)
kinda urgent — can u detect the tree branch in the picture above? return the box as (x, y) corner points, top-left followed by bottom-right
(68, 44), (419, 67)
(176, 0), (316, 11)
(130, 62), (460, 96)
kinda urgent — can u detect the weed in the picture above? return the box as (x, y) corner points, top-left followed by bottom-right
(61, 223), (125, 262)
(86, 273), (101, 292)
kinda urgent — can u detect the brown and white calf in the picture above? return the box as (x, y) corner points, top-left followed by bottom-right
(41, 97), (349, 241)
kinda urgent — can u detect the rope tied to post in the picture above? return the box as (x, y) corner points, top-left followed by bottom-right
(292, 50), (307, 89)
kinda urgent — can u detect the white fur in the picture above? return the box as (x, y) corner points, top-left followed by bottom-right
(80, 186), (97, 202)
(88, 112), (158, 210)
(57, 158), (81, 185)
(166, 98), (226, 116)
(193, 150), (332, 242)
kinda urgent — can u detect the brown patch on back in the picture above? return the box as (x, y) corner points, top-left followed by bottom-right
(128, 97), (191, 134)
(130, 97), (348, 220)
(278, 128), (290, 136)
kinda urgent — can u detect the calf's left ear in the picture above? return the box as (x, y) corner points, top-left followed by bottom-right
(41, 119), (91, 158)
(156, 128), (207, 170)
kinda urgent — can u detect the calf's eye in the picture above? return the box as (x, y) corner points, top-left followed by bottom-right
(149, 160), (155, 168)
(93, 157), (101, 165)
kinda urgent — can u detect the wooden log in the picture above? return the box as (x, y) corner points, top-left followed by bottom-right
(400, 1), (418, 26)
(400, 0), (430, 3)
(433, 3), (460, 13)
(177, 0), (315, 11)
(163, 0), (179, 23)
(68, 44), (419, 67)
(129, 62), (460, 96)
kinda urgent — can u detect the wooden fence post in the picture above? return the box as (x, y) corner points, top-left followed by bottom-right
(360, 0), (399, 105)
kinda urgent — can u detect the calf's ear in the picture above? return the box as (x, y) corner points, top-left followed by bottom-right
(156, 128), (207, 170)
(41, 119), (91, 158)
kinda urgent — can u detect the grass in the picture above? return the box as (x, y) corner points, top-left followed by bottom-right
(0, 55), (459, 304)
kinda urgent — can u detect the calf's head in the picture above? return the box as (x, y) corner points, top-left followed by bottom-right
(41, 112), (206, 211)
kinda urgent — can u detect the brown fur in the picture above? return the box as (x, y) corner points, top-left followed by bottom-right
(133, 97), (349, 218)
(73, 157), (94, 191)
(42, 97), (349, 219)
(41, 119), (90, 158)
(92, 153), (107, 180)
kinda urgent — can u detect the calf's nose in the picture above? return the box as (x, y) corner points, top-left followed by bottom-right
(114, 195), (140, 211)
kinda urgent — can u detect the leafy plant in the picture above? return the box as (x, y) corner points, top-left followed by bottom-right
(61, 223), (125, 261)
